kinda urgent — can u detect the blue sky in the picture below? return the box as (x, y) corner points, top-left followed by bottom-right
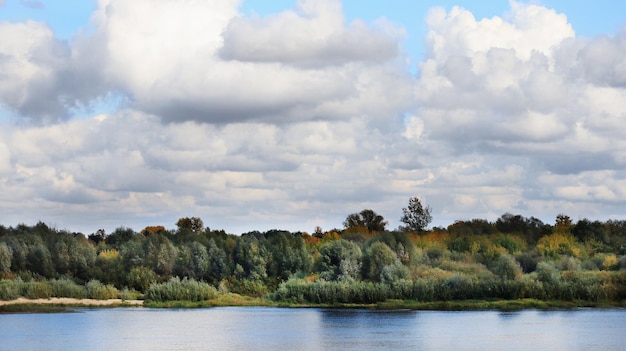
(0, 0), (625, 234)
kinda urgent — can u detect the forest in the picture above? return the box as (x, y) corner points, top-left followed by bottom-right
(1, 198), (626, 307)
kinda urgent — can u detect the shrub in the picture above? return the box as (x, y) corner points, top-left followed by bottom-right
(602, 254), (618, 271)
(558, 256), (581, 271)
(425, 247), (445, 261)
(619, 256), (626, 270)
(127, 266), (158, 292)
(536, 262), (560, 286)
(50, 278), (86, 298)
(86, 279), (119, 300)
(380, 261), (410, 284)
(144, 277), (218, 302)
(516, 249), (541, 273)
(0, 279), (19, 300)
(562, 271), (605, 301)
(229, 278), (268, 297)
(490, 254), (522, 280)
(536, 233), (581, 258)
(271, 279), (391, 304)
(20, 280), (53, 299)
(120, 287), (141, 301)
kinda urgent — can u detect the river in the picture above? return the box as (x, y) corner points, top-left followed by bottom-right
(1, 307), (625, 350)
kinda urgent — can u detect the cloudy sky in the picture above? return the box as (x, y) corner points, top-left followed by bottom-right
(0, 0), (625, 235)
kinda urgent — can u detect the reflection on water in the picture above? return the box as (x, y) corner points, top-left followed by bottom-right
(0, 307), (624, 351)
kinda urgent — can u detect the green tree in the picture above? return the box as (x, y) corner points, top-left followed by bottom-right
(176, 217), (204, 233)
(127, 266), (158, 292)
(366, 231), (416, 264)
(105, 227), (137, 248)
(265, 231), (312, 280)
(495, 213), (550, 243)
(343, 209), (387, 233)
(119, 238), (145, 269)
(206, 238), (230, 283)
(68, 237), (97, 281)
(318, 239), (362, 282)
(400, 196), (432, 233)
(572, 219), (609, 244)
(380, 260), (410, 284)
(27, 242), (54, 278)
(187, 241), (210, 279)
(362, 242), (396, 282)
(0, 242), (11, 273)
(144, 235), (178, 276)
(490, 253), (522, 280)
(234, 234), (268, 281)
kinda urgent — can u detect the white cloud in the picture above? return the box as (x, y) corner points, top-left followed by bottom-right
(1, 1), (626, 233)
(219, 0), (402, 68)
(0, 21), (69, 122)
(407, 1), (626, 224)
(0, 139), (11, 175)
(71, 0), (411, 125)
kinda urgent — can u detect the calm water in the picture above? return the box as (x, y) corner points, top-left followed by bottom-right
(1, 307), (625, 350)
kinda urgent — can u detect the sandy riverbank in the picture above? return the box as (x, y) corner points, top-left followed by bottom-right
(0, 297), (143, 306)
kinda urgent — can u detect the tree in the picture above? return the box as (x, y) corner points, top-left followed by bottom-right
(206, 239), (230, 283)
(343, 209), (387, 233)
(88, 229), (106, 244)
(400, 196), (432, 233)
(265, 231), (312, 280)
(176, 217), (204, 233)
(0, 242), (11, 273)
(362, 242), (396, 282)
(234, 234), (268, 281)
(317, 239), (362, 282)
(495, 213), (551, 243)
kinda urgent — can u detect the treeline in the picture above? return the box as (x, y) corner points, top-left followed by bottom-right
(0, 212), (625, 304)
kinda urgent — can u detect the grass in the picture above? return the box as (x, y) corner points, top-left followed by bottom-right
(374, 299), (626, 311)
(144, 292), (269, 308)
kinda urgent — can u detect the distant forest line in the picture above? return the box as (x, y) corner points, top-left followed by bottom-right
(1, 210), (626, 305)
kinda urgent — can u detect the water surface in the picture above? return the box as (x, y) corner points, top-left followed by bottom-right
(1, 307), (624, 350)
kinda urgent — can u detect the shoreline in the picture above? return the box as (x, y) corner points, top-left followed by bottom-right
(2, 296), (625, 312)
(0, 297), (143, 307)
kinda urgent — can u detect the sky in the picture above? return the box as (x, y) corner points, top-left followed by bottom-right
(0, 0), (625, 235)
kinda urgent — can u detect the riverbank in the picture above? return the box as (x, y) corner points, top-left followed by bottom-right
(0, 297), (143, 313)
(144, 294), (626, 311)
(3, 295), (625, 313)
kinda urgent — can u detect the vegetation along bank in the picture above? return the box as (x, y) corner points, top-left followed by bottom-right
(1, 197), (625, 310)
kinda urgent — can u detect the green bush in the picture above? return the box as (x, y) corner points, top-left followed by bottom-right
(86, 279), (119, 300)
(0, 279), (19, 300)
(50, 278), (86, 299)
(144, 277), (218, 302)
(271, 279), (391, 304)
(229, 278), (268, 297)
(490, 254), (523, 280)
(20, 280), (53, 299)
(127, 266), (158, 292)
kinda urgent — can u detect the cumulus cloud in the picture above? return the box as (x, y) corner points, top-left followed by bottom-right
(0, 109), (416, 232)
(219, 0), (402, 68)
(401, 1), (626, 226)
(69, 0), (411, 124)
(413, 2), (626, 174)
(1, 1), (626, 233)
(0, 21), (70, 122)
